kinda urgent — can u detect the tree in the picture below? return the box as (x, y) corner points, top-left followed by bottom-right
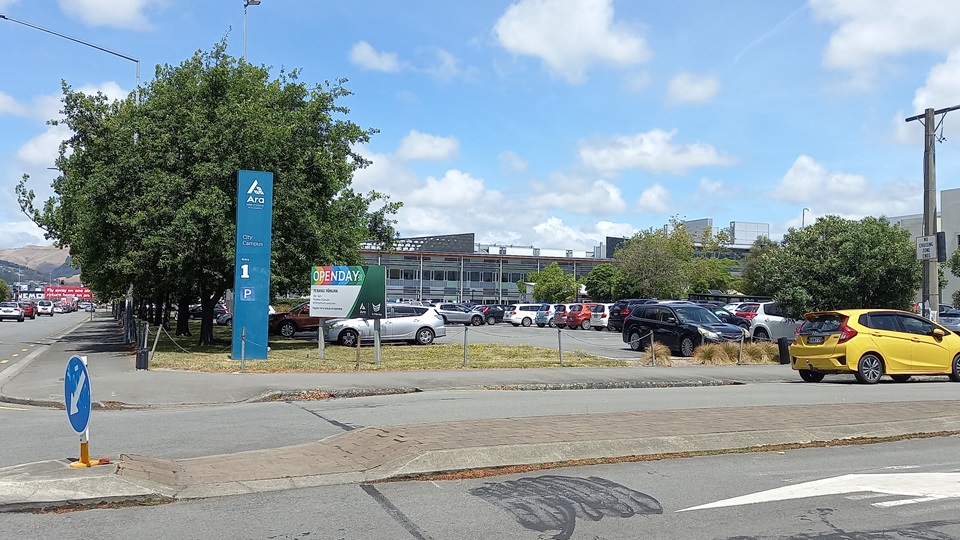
(0, 279), (10, 301)
(753, 215), (920, 317)
(528, 263), (578, 303)
(17, 41), (399, 345)
(613, 218), (694, 299)
(583, 263), (620, 302)
(686, 224), (739, 294)
(740, 236), (781, 296)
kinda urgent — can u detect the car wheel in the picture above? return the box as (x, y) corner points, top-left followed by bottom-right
(471, 315), (483, 326)
(580, 319), (591, 330)
(548, 320), (556, 328)
(594, 325), (603, 331)
(950, 354), (960, 382)
(798, 369), (825, 383)
(512, 323), (520, 327)
(753, 328), (769, 341)
(556, 323), (565, 329)
(890, 374), (911, 383)
(227, 318), (233, 327)
(537, 323), (545, 328)
(279, 321), (297, 338)
(521, 317), (532, 327)
(680, 336), (696, 357)
(855, 353), (884, 384)
(628, 331), (645, 351)
(338, 329), (359, 347)
(415, 327), (435, 345)
(487, 316), (497, 325)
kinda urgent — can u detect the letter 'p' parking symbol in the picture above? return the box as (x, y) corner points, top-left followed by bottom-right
(240, 287), (256, 301)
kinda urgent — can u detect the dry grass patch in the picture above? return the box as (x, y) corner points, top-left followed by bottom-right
(690, 341), (780, 365)
(633, 342), (672, 367)
(148, 322), (626, 372)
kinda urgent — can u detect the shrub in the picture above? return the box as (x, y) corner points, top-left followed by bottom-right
(691, 344), (735, 365)
(639, 341), (673, 367)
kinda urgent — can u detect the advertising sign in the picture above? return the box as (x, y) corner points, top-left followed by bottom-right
(232, 170), (273, 360)
(310, 265), (386, 318)
(44, 286), (93, 300)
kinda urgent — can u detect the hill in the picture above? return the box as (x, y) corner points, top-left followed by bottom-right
(0, 245), (81, 286)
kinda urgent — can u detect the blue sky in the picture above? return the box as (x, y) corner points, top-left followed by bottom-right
(2, 0), (960, 252)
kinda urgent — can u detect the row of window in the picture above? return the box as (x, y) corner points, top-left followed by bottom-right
(387, 269), (533, 283)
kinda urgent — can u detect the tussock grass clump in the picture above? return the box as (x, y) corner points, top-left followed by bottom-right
(740, 341), (780, 364)
(690, 341), (781, 365)
(638, 342), (673, 366)
(691, 344), (735, 365)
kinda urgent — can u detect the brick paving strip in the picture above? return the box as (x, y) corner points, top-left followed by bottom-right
(117, 401), (960, 497)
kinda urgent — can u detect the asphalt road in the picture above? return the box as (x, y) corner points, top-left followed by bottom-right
(4, 432), (958, 539)
(0, 310), (91, 375)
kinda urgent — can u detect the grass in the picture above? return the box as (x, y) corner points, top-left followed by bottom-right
(690, 341), (781, 365)
(148, 320), (627, 372)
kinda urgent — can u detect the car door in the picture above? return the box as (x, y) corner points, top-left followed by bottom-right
(383, 305), (408, 339)
(860, 313), (912, 372)
(764, 303), (801, 339)
(896, 313), (954, 372)
(656, 307), (682, 351)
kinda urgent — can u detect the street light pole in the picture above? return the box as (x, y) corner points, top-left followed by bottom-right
(243, 0), (262, 61)
(0, 13), (140, 100)
(802, 208), (810, 228)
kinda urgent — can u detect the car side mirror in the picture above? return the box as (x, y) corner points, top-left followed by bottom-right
(932, 328), (945, 338)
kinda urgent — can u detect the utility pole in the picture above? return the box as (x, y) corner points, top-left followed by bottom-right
(905, 104), (960, 320)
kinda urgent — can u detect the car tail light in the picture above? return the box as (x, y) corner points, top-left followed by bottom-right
(620, 308), (630, 315)
(601, 313), (608, 318)
(838, 318), (858, 344)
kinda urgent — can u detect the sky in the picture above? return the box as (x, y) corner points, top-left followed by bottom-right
(3, 1), (960, 253)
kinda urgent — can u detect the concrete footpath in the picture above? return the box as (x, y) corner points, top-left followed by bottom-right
(2, 314), (960, 512)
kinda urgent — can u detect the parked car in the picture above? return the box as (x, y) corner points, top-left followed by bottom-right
(269, 302), (322, 338)
(734, 303), (760, 321)
(0, 302), (25, 322)
(218, 305), (275, 326)
(791, 308), (960, 384)
(621, 302), (747, 357)
(535, 304), (566, 327)
(190, 303), (228, 320)
(551, 304), (572, 328)
(707, 306), (751, 330)
(324, 304), (445, 346)
(589, 303), (616, 331)
(749, 302), (803, 341)
(36, 300), (54, 316)
(471, 304), (506, 325)
(607, 299), (656, 332)
(53, 304), (64, 314)
(435, 303), (484, 326)
(504, 303), (545, 327)
(84, 304), (96, 313)
(564, 303), (598, 330)
(18, 301), (36, 320)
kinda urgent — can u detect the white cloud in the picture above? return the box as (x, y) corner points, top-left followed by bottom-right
(810, 0), (960, 84)
(530, 177), (626, 214)
(772, 155), (921, 218)
(426, 49), (477, 81)
(697, 177), (724, 196)
(395, 130), (459, 161)
(493, 0), (650, 83)
(913, 48), (960, 113)
(498, 150), (528, 174)
(16, 124), (71, 167)
(666, 72), (720, 105)
(0, 220), (49, 249)
(579, 129), (736, 174)
(0, 1), (20, 13)
(349, 41), (402, 73)
(352, 150), (421, 194)
(59, 0), (161, 30)
(636, 184), (670, 213)
(0, 91), (27, 116)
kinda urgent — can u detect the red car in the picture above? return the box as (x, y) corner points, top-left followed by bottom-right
(734, 303), (760, 321)
(18, 301), (36, 320)
(564, 303), (598, 330)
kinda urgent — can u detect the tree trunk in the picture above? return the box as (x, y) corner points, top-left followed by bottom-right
(176, 295), (192, 336)
(152, 296), (164, 327)
(198, 288), (223, 346)
(162, 293), (172, 331)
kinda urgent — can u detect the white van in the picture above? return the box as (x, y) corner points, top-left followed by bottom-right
(37, 300), (55, 316)
(504, 303), (546, 327)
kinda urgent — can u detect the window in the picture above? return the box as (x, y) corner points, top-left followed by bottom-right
(864, 313), (898, 332)
(898, 315), (934, 335)
(639, 307), (659, 320)
(765, 303), (783, 317)
(432, 271), (445, 281)
(469, 271), (481, 282)
(388, 268), (401, 280)
(446, 271), (459, 281)
(482, 272), (494, 282)
(402, 269), (418, 280)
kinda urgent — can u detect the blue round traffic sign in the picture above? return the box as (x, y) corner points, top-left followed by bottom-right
(64, 356), (91, 433)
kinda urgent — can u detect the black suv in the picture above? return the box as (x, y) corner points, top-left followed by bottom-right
(621, 302), (746, 357)
(607, 298), (656, 332)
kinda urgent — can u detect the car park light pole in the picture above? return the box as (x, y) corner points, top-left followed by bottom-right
(243, 0), (261, 61)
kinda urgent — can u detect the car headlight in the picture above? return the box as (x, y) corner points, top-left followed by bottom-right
(698, 327), (719, 340)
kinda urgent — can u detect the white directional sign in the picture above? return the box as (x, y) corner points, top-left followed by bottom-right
(917, 235), (937, 260)
(678, 473), (960, 512)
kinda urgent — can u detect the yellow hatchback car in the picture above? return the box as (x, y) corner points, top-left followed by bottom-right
(790, 308), (960, 384)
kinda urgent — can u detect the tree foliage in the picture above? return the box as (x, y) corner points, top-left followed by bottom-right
(743, 215), (919, 317)
(526, 263), (578, 303)
(0, 279), (10, 301)
(583, 263), (620, 302)
(16, 42), (399, 345)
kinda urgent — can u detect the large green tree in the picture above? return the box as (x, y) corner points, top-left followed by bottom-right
(582, 263), (620, 302)
(17, 42), (399, 345)
(613, 218), (694, 299)
(0, 279), (10, 301)
(746, 215), (919, 317)
(525, 262), (578, 303)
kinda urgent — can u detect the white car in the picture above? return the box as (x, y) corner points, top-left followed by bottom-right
(0, 302), (25, 322)
(749, 302), (803, 341)
(324, 304), (446, 346)
(589, 302), (616, 331)
(504, 303), (545, 327)
(36, 300), (54, 316)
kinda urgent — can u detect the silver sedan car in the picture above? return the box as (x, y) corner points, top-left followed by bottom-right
(324, 304), (446, 346)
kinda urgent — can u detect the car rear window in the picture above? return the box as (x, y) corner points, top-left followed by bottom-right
(800, 314), (845, 333)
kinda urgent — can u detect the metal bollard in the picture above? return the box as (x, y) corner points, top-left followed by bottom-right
(463, 326), (469, 367)
(240, 326), (246, 371)
(557, 327), (563, 366)
(650, 333), (656, 367)
(738, 333), (744, 365)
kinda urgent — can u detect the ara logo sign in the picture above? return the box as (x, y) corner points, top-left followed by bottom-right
(245, 179), (267, 208)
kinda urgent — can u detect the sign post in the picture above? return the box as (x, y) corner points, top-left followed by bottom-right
(65, 355), (107, 468)
(232, 170), (274, 360)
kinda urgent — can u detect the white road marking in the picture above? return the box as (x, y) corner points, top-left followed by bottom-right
(845, 493), (890, 500)
(678, 473), (960, 512)
(872, 496), (946, 508)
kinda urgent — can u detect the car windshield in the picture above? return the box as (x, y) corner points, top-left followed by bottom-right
(800, 314), (844, 333)
(1, 302), (17, 308)
(674, 306), (721, 324)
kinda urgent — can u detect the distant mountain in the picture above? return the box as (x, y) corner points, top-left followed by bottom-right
(0, 245), (81, 286)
